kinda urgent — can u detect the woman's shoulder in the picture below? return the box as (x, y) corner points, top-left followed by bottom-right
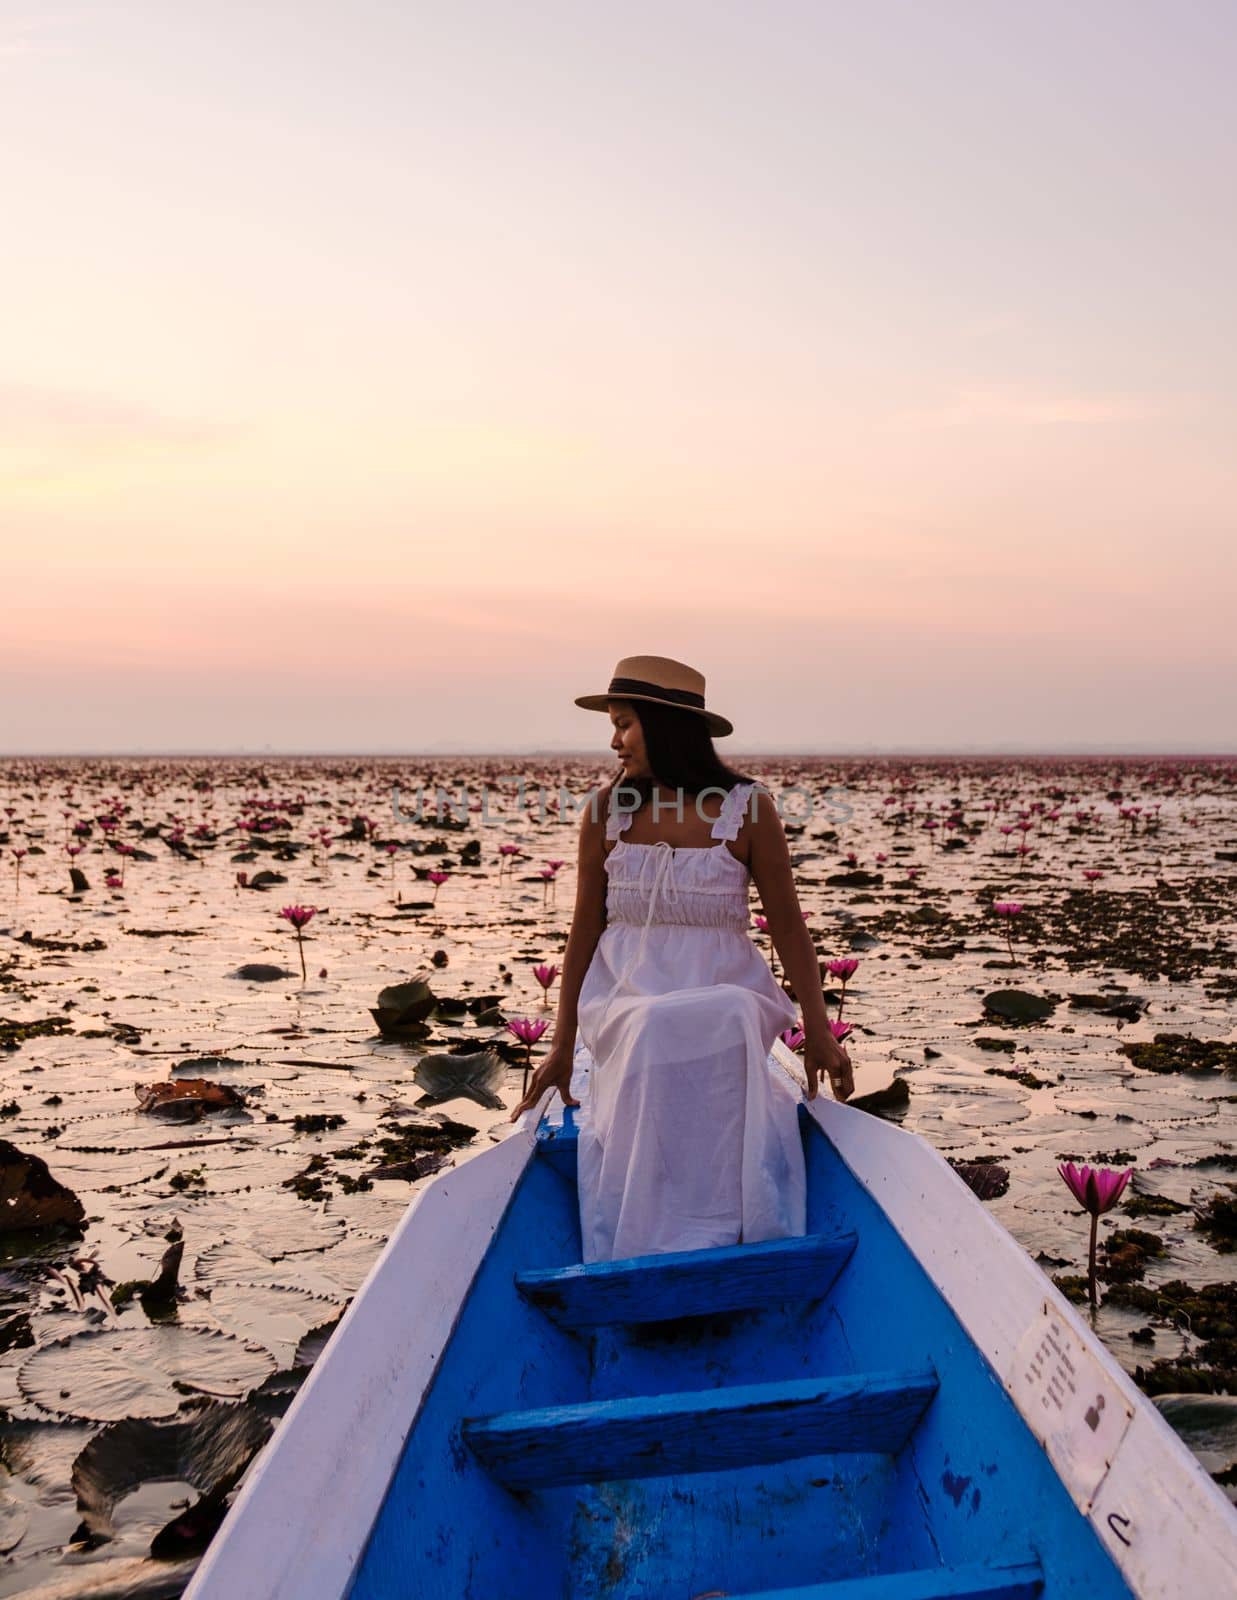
(737, 780), (780, 830)
(579, 778), (624, 836)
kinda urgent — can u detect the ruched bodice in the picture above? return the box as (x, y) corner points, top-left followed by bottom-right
(603, 784), (754, 934)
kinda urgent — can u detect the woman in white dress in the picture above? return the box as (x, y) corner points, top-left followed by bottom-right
(510, 654), (854, 1263)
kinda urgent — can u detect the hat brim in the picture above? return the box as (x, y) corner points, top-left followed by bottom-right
(574, 692), (732, 738)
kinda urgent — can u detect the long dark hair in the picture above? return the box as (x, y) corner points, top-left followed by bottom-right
(608, 698), (752, 817)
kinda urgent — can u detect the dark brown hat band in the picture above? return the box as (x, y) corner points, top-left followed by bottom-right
(607, 676), (705, 710)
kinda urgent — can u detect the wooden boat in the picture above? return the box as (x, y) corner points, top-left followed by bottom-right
(186, 1040), (1237, 1599)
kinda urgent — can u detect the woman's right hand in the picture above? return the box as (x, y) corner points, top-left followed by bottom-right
(508, 1040), (580, 1122)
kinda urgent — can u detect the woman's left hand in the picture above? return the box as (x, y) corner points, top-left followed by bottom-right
(802, 1032), (854, 1102)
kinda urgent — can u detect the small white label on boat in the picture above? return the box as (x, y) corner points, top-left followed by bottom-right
(1009, 1300), (1135, 1514)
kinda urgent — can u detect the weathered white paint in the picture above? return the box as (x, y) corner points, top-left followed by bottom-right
(771, 1039), (1237, 1599)
(184, 1097), (549, 1600)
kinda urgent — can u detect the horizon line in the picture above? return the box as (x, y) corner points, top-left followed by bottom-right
(1, 747), (1233, 761)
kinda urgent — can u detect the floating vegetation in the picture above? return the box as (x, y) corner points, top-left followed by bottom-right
(18, 1326), (277, 1421)
(0, 1141), (85, 1233)
(112, 1232), (186, 1319)
(948, 1158), (1010, 1200)
(0, 751), (1234, 1590)
(1103, 1279), (1237, 1395)
(70, 1400), (273, 1553)
(135, 1079), (248, 1117)
(981, 989), (1057, 1026)
(369, 973), (439, 1039)
(413, 1046), (505, 1110)
(1193, 1189), (1237, 1253)
(1098, 1226), (1165, 1283)
(0, 1015), (74, 1050)
(1120, 1034), (1237, 1075)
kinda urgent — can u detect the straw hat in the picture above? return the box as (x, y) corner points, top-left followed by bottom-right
(574, 654), (733, 738)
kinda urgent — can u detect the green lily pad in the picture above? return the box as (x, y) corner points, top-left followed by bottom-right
(982, 989), (1057, 1025)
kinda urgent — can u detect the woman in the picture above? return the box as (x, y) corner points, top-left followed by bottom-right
(510, 654), (854, 1263)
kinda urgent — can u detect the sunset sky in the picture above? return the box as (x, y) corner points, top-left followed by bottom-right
(2, 1), (1234, 754)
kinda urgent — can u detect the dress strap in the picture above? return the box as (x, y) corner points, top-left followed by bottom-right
(604, 784), (638, 840)
(710, 781), (758, 842)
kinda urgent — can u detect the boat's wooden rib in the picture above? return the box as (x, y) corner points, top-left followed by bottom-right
(463, 1368), (941, 1489)
(514, 1228), (857, 1328)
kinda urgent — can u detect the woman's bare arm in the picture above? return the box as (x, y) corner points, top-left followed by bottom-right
(543, 782), (611, 1050)
(747, 786), (830, 1037)
(748, 785), (854, 1099)
(508, 783), (612, 1119)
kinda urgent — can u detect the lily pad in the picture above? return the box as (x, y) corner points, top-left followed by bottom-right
(982, 989), (1057, 1025)
(18, 1326), (276, 1421)
(413, 1049), (505, 1110)
(135, 1079), (247, 1117)
(70, 1401), (272, 1543)
(0, 1140), (86, 1233)
(370, 973), (440, 1038)
(193, 1283), (343, 1368)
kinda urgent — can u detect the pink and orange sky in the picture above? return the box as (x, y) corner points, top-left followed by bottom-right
(2, 2), (1234, 754)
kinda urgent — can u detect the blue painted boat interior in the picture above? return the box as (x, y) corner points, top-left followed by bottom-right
(349, 1107), (1134, 1599)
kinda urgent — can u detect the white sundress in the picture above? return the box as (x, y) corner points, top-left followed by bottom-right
(573, 780), (807, 1264)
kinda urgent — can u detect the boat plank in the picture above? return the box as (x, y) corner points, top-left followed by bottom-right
(463, 1368), (939, 1489)
(515, 1231), (857, 1328)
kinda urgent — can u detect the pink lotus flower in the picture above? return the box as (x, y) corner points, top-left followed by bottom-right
(780, 1027), (806, 1051)
(507, 1017), (549, 1046)
(825, 958), (858, 1021)
(752, 914), (769, 933)
(236, 871), (249, 889)
(826, 958), (859, 980)
(830, 1020), (854, 1043)
(1083, 869), (1103, 886)
(426, 869), (449, 905)
(1058, 1161), (1133, 1307)
(533, 963), (559, 1007)
(104, 871), (123, 891)
(992, 901), (1024, 963)
(1059, 1162), (1131, 1214)
(278, 904), (318, 980)
(507, 1015), (550, 1095)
